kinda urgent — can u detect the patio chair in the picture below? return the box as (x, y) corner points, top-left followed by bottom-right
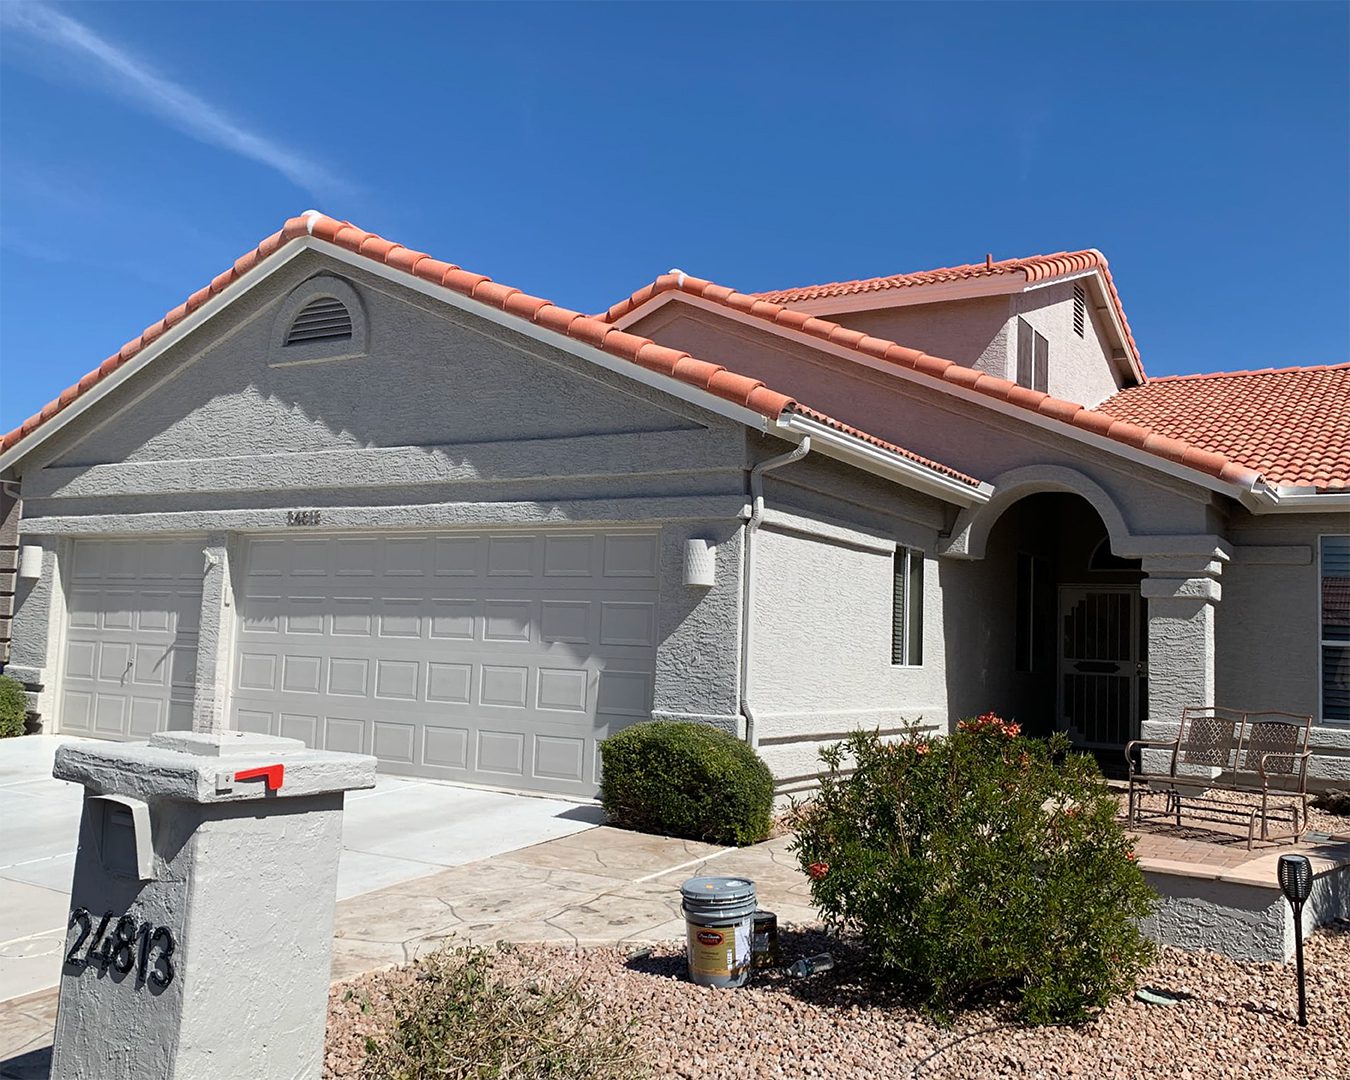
(1125, 707), (1313, 849)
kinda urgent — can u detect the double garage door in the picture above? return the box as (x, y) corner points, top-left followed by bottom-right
(228, 530), (660, 796)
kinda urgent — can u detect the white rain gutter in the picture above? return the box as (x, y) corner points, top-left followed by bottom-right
(775, 412), (993, 506)
(739, 436), (811, 749)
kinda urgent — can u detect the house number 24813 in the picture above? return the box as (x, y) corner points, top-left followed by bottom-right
(64, 908), (176, 989)
(286, 510), (322, 526)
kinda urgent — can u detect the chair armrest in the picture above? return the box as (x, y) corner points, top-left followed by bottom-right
(1257, 749), (1314, 781)
(1125, 739), (1178, 778)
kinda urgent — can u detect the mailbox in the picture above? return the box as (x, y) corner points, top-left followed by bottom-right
(49, 730), (376, 1080)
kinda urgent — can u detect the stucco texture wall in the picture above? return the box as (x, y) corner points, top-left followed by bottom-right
(7, 252), (762, 745)
(1219, 511), (1350, 783)
(1012, 280), (1125, 408)
(829, 295), (1012, 381)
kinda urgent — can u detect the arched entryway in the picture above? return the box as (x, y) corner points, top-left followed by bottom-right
(944, 491), (1144, 776)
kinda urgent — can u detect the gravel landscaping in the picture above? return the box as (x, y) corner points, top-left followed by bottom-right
(325, 922), (1350, 1080)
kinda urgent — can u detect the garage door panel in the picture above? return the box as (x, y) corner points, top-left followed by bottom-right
(232, 530), (658, 794)
(59, 539), (205, 742)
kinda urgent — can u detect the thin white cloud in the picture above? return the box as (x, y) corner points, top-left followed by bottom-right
(0, 2), (349, 196)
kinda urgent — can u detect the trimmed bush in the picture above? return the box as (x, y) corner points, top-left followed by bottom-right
(791, 716), (1156, 1024)
(599, 721), (774, 846)
(0, 675), (27, 738)
(362, 943), (647, 1080)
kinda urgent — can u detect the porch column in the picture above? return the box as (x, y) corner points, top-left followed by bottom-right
(191, 532), (234, 733)
(1139, 551), (1227, 750)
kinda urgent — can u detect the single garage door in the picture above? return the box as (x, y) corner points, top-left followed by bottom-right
(230, 530), (660, 796)
(59, 538), (203, 740)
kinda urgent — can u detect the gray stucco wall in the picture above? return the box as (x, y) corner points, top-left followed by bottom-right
(628, 304), (1219, 538)
(745, 450), (951, 789)
(826, 295), (1012, 382)
(1011, 280), (1125, 408)
(1219, 511), (1350, 784)
(5, 252), (760, 756)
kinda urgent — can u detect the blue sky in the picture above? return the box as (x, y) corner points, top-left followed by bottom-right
(1, 1), (1347, 431)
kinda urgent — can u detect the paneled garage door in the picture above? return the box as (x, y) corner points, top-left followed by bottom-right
(230, 530), (660, 796)
(59, 538), (203, 740)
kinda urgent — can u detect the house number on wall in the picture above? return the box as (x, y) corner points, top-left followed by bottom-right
(286, 510), (322, 526)
(64, 907), (176, 989)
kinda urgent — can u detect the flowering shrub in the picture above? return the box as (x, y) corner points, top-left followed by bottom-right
(790, 718), (1155, 1024)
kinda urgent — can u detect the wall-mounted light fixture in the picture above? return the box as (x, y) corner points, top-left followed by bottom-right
(18, 545), (43, 581)
(683, 539), (716, 588)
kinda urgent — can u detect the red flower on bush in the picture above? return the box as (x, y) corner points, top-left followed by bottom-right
(808, 861), (830, 880)
(1126, 851), (1137, 863)
(914, 741), (931, 756)
(959, 712), (1021, 738)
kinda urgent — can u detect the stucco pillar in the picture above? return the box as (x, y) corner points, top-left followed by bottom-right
(1139, 552), (1227, 755)
(191, 533), (234, 733)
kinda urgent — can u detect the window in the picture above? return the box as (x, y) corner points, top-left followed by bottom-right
(1072, 284), (1086, 338)
(1015, 553), (1053, 672)
(892, 547), (924, 666)
(1016, 317), (1049, 393)
(1321, 536), (1350, 723)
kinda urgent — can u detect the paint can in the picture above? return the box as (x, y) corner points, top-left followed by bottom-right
(680, 876), (757, 988)
(751, 909), (779, 968)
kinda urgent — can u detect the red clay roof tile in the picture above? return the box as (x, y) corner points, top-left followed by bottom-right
(1098, 364), (1350, 491)
(752, 250), (1140, 373)
(0, 214), (980, 491)
(597, 266), (1279, 492)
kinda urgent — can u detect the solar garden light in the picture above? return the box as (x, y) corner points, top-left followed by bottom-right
(1277, 854), (1313, 1027)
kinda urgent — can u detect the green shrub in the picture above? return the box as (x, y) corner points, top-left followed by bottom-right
(0, 675), (27, 738)
(362, 943), (647, 1080)
(790, 715), (1156, 1024)
(599, 721), (774, 846)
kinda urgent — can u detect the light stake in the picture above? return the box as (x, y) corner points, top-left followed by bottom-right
(1276, 854), (1313, 1027)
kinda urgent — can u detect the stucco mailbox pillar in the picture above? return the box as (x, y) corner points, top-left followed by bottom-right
(49, 731), (377, 1080)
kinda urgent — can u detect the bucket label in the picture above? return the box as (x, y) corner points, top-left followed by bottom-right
(687, 920), (750, 979)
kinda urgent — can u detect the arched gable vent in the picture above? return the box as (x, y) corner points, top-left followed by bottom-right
(285, 296), (353, 345)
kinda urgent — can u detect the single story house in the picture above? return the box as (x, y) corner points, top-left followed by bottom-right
(1, 211), (1346, 797)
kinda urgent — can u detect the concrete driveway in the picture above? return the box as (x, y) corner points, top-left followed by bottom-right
(0, 735), (603, 1003)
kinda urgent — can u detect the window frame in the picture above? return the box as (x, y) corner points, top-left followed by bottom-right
(1319, 533), (1350, 725)
(892, 546), (924, 667)
(1015, 317), (1049, 393)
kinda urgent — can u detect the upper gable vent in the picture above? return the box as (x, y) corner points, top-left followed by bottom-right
(1072, 284), (1086, 338)
(285, 296), (353, 345)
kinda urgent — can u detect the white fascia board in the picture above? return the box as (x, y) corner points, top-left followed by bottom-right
(775, 413), (992, 507)
(1252, 489), (1350, 514)
(0, 242), (311, 474)
(622, 291), (1267, 507)
(309, 240), (775, 436)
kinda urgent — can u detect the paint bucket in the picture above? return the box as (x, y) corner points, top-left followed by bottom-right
(680, 876), (757, 988)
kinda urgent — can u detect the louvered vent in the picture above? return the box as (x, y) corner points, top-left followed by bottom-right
(285, 297), (352, 345)
(1072, 284), (1086, 338)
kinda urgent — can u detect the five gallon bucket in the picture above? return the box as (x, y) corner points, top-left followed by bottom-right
(680, 876), (757, 988)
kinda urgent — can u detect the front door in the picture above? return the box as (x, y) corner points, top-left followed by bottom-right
(1057, 586), (1140, 751)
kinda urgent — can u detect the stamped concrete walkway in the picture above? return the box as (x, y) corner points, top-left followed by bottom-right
(0, 826), (815, 1074)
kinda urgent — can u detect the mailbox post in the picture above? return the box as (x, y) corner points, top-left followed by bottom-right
(49, 730), (376, 1080)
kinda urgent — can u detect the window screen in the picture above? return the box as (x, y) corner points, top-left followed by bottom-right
(892, 547), (924, 666)
(1322, 536), (1350, 722)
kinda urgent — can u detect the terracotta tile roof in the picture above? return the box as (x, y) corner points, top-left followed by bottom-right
(600, 271), (1263, 490)
(751, 249), (1142, 373)
(0, 213), (981, 491)
(1098, 364), (1350, 491)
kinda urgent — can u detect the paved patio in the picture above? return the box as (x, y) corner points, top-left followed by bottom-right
(0, 735), (605, 1004)
(0, 824), (814, 1072)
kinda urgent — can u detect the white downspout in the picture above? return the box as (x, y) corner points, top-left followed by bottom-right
(740, 437), (811, 748)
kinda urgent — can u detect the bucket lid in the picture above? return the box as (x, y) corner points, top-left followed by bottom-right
(680, 876), (756, 903)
